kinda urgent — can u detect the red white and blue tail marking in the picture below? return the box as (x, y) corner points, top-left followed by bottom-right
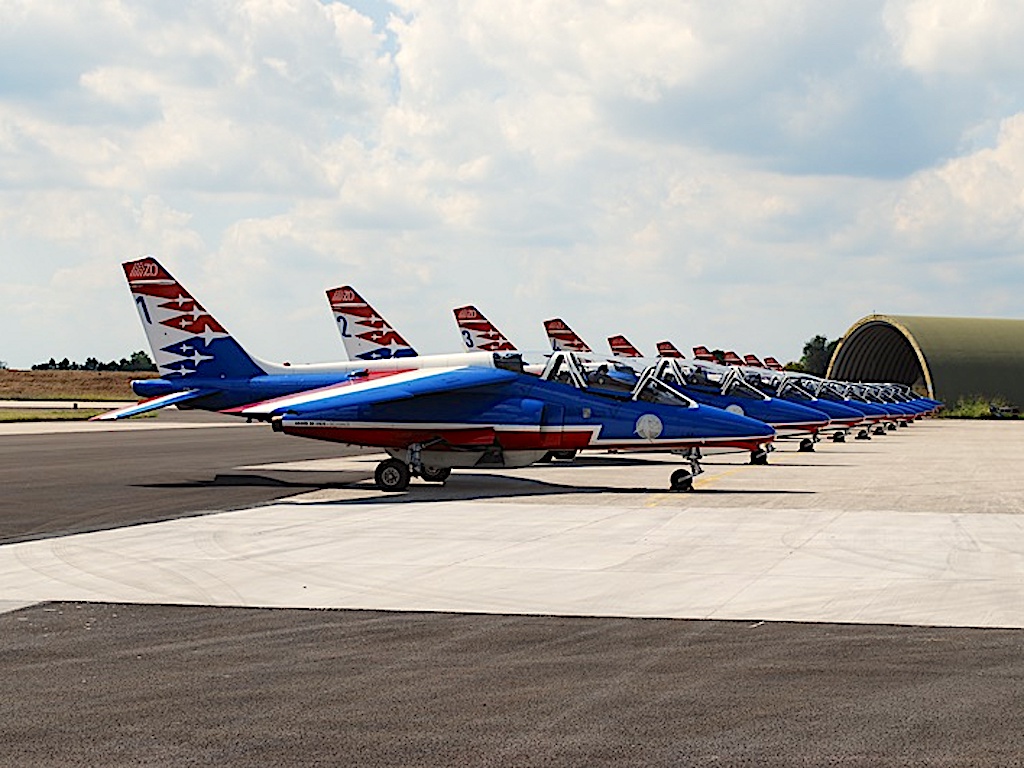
(544, 319), (592, 353)
(327, 285), (417, 361)
(607, 335), (643, 358)
(453, 305), (517, 352)
(656, 341), (685, 358)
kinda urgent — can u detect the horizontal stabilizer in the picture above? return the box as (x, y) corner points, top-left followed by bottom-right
(89, 389), (210, 421)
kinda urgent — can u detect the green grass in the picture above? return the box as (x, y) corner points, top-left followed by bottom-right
(0, 408), (105, 422)
(939, 395), (1019, 419)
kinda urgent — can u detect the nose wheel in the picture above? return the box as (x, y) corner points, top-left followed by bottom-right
(670, 468), (694, 492)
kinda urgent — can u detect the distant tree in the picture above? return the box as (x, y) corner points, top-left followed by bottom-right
(31, 351), (156, 373)
(799, 335), (839, 377)
(126, 350), (156, 371)
(710, 349), (727, 365)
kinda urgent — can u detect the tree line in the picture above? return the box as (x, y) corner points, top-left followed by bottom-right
(30, 350), (157, 372)
(705, 334), (839, 377)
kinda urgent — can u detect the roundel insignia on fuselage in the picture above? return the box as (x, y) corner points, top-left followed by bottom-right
(636, 413), (664, 440)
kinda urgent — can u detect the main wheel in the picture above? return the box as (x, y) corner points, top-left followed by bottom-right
(831, 432), (846, 443)
(670, 468), (693, 492)
(551, 449), (578, 461)
(856, 429), (871, 440)
(420, 466), (451, 483)
(798, 438), (815, 453)
(375, 459), (411, 492)
(750, 448), (769, 465)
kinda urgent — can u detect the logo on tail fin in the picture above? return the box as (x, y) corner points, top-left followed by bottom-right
(453, 305), (517, 351)
(544, 319), (592, 353)
(608, 335), (643, 358)
(327, 285), (417, 360)
(123, 256), (264, 380)
(656, 341), (684, 358)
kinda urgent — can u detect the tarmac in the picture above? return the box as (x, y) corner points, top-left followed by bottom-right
(3, 419), (1024, 627)
(5, 414), (1024, 765)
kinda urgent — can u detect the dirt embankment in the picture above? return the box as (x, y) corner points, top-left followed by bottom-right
(0, 370), (157, 401)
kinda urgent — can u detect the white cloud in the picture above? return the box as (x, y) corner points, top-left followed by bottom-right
(2, 0), (1024, 369)
(886, 0), (1024, 77)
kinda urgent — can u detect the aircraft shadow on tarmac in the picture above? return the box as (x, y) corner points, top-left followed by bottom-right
(260, 473), (814, 505)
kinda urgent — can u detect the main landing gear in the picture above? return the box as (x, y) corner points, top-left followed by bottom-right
(798, 437), (815, 453)
(373, 459), (452, 491)
(374, 442), (453, 492)
(831, 430), (847, 443)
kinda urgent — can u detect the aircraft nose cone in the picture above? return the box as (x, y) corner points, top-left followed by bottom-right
(697, 404), (775, 441)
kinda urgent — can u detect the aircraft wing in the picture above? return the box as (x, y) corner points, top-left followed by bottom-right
(228, 365), (519, 419)
(89, 389), (211, 420)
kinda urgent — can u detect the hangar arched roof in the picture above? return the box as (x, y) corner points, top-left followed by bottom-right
(827, 314), (1024, 405)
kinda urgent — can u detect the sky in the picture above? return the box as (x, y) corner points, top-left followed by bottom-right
(3, 0), (1024, 369)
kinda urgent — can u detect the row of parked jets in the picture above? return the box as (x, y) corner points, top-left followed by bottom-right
(97, 257), (943, 492)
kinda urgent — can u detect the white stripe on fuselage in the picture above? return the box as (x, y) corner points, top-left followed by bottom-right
(235, 366), (467, 416)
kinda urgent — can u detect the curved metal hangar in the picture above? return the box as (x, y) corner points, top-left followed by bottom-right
(828, 314), (1024, 406)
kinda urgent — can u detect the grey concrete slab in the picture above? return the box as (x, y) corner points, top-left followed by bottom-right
(4, 420), (1024, 626)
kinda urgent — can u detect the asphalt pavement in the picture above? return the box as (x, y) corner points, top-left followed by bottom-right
(0, 411), (348, 544)
(4, 416), (1024, 765)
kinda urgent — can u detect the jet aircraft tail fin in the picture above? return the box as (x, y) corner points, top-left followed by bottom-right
(656, 341), (684, 358)
(326, 285), (417, 360)
(123, 256), (265, 381)
(544, 319), (592, 353)
(607, 335), (643, 358)
(763, 356), (784, 371)
(743, 354), (765, 367)
(723, 351), (744, 366)
(693, 346), (717, 362)
(453, 305), (517, 352)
